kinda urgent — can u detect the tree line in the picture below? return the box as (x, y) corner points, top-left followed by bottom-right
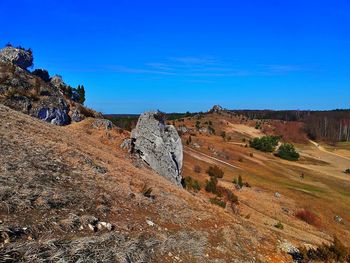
(231, 109), (350, 143)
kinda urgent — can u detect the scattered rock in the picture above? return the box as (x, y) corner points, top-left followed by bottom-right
(120, 138), (132, 150)
(88, 224), (96, 232)
(131, 111), (183, 186)
(177, 125), (188, 133)
(282, 207), (290, 214)
(92, 118), (113, 130)
(274, 192), (281, 198)
(0, 46), (33, 69)
(146, 219), (155, 227)
(71, 108), (85, 122)
(334, 215), (343, 223)
(193, 143), (201, 149)
(199, 127), (209, 134)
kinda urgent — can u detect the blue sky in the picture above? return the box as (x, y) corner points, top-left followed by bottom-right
(1, 0), (349, 113)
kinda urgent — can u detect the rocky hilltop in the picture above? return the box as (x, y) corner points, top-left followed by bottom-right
(0, 46), (33, 69)
(0, 45), (100, 126)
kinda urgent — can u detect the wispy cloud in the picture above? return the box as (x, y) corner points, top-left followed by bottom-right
(169, 56), (217, 65)
(260, 64), (304, 74)
(107, 57), (307, 78)
(108, 65), (175, 75)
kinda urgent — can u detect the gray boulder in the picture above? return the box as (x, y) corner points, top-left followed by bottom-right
(92, 119), (113, 130)
(208, 105), (224, 113)
(71, 108), (85, 122)
(38, 107), (70, 126)
(50, 75), (65, 88)
(0, 46), (33, 69)
(131, 111), (183, 186)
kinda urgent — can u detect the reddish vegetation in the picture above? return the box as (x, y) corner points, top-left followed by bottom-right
(295, 209), (321, 227)
(263, 120), (308, 143)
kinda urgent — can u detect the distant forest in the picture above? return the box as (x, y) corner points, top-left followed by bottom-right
(104, 112), (195, 132)
(231, 109), (350, 143)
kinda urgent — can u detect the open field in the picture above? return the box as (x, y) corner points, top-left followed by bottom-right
(176, 112), (350, 247)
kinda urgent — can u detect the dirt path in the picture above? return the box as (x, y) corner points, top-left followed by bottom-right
(184, 146), (242, 170)
(309, 140), (350, 161)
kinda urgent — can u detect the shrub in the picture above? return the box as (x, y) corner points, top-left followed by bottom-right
(295, 209), (321, 226)
(220, 131), (226, 140)
(193, 165), (202, 173)
(195, 120), (201, 130)
(209, 197), (226, 208)
(232, 177), (237, 184)
(32, 69), (50, 82)
(183, 176), (201, 192)
(205, 176), (218, 194)
(274, 221), (284, 229)
(225, 189), (238, 204)
(208, 125), (216, 134)
(238, 175), (243, 188)
(276, 143), (300, 161)
(297, 236), (350, 262)
(141, 184), (153, 198)
(249, 152), (254, 157)
(344, 169), (350, 174)
(249, 135), (280, 152)
(206, 165), (224, 178)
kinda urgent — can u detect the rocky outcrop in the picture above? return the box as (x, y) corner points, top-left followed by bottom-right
(209, 105), (224, 113)
(38, 107), (70, 126)
(130, 111), (183, 186)
(50, 75), (65, 88)
(0, 46), (33, 69)
(71, 108), (85, 122)
(92, 119), (113, 130)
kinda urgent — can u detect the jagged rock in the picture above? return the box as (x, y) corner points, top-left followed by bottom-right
(0, 46), (33, 69)
(50, 75), (65, 88)
(38, 108), (70, 126)
(177, 125), (188, 133)
(92, 119), (113, 130)
(209, 105), (224, 113)
(334, 215), (343, 223)
(71, 108), (85, 122)
(120, 138), (132, 150)
(131, 111), (183, 186)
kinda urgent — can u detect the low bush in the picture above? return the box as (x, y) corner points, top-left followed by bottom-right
(183, 176), (201, 192)
(225, 189), (238, 204)
(276, 143), (300, 161)
(205, 176), (218, 194)
(193, 165), (202, 173)
(233, 175), (245, 188)
(141, 184), (153, 199)
(295, 209), (321, 226)
(206, 165), (224, 178)
(297, 236), (350, 262)
(344, 168), (350, 174)
(274, 221), (284, 230)
(32, 69), (50, 82)
(209, 197), (226, 208)
(249, 135), (280, 152)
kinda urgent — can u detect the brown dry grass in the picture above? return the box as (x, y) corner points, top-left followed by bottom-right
(0, 105), (297, 262)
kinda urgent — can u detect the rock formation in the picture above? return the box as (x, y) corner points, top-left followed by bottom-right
(0, 46), (33, 69)
(209, 105), (224, 113)
(130, 111), (183, 186)
(0, 46), (100, 126)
